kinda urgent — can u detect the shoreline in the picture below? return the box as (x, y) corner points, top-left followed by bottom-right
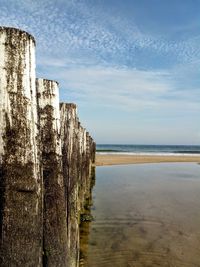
(96, 153), (200, 166)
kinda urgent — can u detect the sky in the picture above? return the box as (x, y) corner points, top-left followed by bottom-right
(0, 0), (200, 145)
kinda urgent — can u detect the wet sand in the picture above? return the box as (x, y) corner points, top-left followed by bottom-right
(96, 154), (200, 166)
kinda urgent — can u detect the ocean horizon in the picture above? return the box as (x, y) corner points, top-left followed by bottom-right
(96, 144), (200, 156)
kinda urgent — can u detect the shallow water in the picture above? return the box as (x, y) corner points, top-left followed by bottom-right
(80, 163), (200, 267)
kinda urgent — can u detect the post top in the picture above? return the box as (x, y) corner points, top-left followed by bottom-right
(36, 78), (59, 85)
(60, 102), (77, 109)
(0, 26), (36, 44)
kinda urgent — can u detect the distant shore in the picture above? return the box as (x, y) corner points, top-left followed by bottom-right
(96, 154), (200, 166)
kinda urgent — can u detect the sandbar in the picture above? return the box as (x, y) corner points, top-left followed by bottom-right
(96, 154), (200, 166)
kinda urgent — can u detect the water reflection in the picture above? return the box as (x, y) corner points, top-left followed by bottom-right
(79, 163), (200, 267)
(79, 167), (95, 266)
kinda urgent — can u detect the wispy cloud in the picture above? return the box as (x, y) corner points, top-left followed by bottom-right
(0, 0), (200, 67)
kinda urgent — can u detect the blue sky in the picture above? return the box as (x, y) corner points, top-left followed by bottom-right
(0, 0), (200, 144)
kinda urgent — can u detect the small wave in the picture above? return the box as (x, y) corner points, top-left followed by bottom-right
(174, 150), (200, 154)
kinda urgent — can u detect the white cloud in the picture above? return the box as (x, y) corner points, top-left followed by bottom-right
(36, 61), (200, 116)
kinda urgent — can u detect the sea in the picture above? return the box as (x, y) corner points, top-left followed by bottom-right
(96, 144), (200, 156)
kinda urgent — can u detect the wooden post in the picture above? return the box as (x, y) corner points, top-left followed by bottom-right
(60, 103), (80, 267)
(36, 79), (68, 267)
(0, 27), (42, 266)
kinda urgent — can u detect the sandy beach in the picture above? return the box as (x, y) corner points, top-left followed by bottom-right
(96, 154), (200, 166)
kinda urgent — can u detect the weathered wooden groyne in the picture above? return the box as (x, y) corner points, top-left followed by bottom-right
(0, 27), (95, 267)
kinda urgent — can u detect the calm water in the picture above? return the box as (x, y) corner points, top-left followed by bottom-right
(80, 163), (200, 267)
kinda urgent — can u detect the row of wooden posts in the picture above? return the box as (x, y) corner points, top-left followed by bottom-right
(0, 27), (95, 266)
